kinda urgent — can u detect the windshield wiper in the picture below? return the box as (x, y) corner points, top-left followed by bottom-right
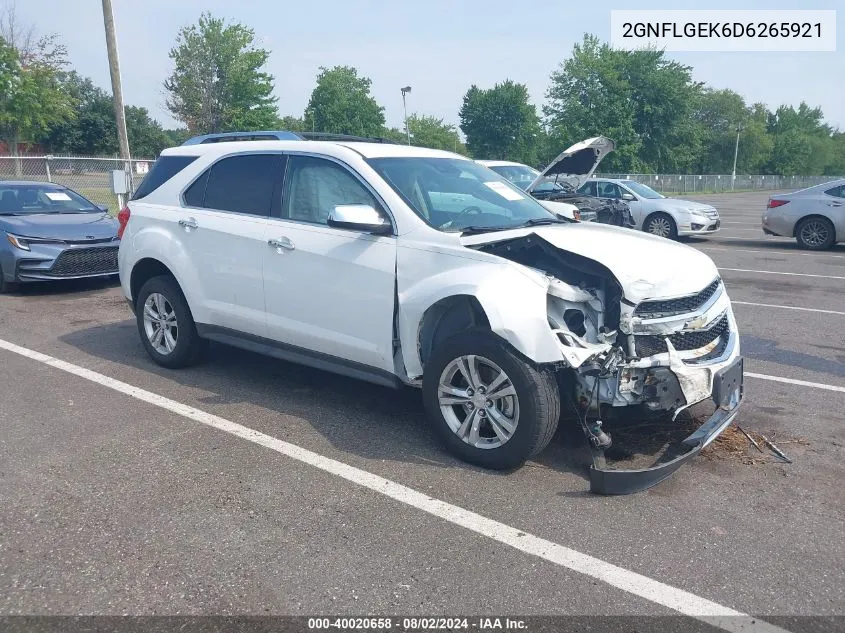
(458, 225), (515, 236)
(516, 217), (569, 227)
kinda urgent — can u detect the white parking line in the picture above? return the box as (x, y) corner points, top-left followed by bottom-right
(747, 372), (845, 394)
(0, 337), (788, 633)
(700, 247), (845, 259)
(719, 268), (845, 280)
(732, 301), (845, 316)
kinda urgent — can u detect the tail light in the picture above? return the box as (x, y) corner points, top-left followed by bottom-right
(767, 199), (789, 209)
(117, 206), (131, 239)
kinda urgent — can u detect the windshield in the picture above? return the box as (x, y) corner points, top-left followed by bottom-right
(621, 180), (664, 199)
(367, 157), (560, 233)
(0, 184), (99, 215)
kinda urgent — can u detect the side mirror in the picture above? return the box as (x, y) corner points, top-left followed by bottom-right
(327, 204), (392, 234)
(97, 204), (109, 212)
(621, 193), (636, 201)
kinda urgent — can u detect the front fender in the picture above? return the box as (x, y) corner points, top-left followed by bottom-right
(397, 247), (566, 379)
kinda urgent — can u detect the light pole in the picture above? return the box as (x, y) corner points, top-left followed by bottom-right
(731, 125), (743, 190)
(401, 86), (412, 145)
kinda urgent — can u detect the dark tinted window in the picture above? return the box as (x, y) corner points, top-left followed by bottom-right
(132, 156), (198, 200)
(284, 156), (376, 225)
(824, 185), (845, 199)
(183, 169), (209, 207)
(578, 181), (597, 196)
(203, 154), (282, 216)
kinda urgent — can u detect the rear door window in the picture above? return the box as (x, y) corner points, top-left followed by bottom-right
(132, 155), (198, 200)
(201, 154), (284, 217)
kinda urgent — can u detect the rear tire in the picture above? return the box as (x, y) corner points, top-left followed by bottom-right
(795, 216), (835, 250)
(422, 329), (560, 470)
(135, 275), (206, 368)
(643, 212), (678, 240)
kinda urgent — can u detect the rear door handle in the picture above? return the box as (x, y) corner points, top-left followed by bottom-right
(178, 217), (198, 229)
(268, 237), (295, 251)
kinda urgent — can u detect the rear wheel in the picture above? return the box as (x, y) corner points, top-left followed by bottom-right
(422, 329), (560, 470)
(795, 217), (835, 250)
(643, 213), (678, 240)
(136, 275), (206, 368)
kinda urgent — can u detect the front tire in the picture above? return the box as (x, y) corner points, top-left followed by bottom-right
(643, 212), (678, 240)
(422, 329), (560, 470)
(795, 217), (835, 250)
(0, 264), (18, 294)
(135, 275), (206, 368)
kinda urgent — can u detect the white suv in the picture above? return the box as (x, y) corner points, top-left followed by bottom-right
(118, 140), (743, 494)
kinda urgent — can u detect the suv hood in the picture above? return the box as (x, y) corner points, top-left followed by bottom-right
(0, 212), (118, 240)
(464, 222), (718, 303)
(527, 136), (614, 193)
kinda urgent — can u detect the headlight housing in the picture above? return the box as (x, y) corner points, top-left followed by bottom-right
(6, 233), (30, 251)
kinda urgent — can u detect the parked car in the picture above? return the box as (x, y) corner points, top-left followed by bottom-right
(0, 181), (120, 293)
(579, 178), (720, 240)
(763, 179), (845, 250)
(118, 140), (743, 494)
(478, 137), (634, 228)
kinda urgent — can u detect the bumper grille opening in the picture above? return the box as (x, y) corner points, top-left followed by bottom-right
(49, 247), (119, 277)
(635, 314), (729, 357)
(633, 279), (720, 319)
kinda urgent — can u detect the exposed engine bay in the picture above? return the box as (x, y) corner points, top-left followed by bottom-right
(474, 232), (744, 493)
(531, 187), (636, 229)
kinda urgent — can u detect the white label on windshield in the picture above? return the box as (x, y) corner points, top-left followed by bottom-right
(45, 192), (72, 201)
(484, 181), (524, 201)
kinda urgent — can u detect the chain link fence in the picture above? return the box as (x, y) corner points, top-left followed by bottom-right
(0, 156), (155, 212)
(596, 173), (842, 194)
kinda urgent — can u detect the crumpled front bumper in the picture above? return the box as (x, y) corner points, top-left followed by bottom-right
(589, 355), (744, 495)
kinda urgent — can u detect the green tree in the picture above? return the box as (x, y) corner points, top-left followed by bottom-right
(766, 103), (835, 176)
(43, 72), (171, 157)
(164, 12), (278, 134)
(405, 113), (465, 153)
(279, 115), (306, 132)
(545, 34), (703, 172)
(304, 66), (385, 136)
(0, 36), (74, 157)
(459, 80), (540, 164)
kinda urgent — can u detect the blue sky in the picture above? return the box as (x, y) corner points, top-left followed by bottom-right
(13, 0), (845, 131)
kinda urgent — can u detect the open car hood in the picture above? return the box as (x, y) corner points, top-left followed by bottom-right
(527, 136), (614, 193)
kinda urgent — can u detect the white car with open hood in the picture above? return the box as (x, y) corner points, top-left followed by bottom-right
(118, 139), (743, 494)
(479, 137), (634, 228)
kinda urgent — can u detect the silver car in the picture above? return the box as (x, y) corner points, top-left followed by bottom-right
(763, 179), (845, 250)
(578, 178), (720, 240)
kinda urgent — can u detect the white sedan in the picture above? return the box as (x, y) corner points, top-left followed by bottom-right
(578, 178), (720, 240)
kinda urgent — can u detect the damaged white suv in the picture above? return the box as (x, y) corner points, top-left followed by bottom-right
(118, 140), (744, 494)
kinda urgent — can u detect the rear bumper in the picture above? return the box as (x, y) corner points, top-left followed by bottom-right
(589, 355), (744, 495)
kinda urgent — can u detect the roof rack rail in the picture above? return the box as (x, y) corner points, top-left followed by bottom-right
(181, 130), (303, 145)
(298, 132), (395, 144)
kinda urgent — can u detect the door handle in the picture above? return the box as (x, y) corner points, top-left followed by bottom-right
(268, 237), (295, 251)
(178, 217), (198, 230)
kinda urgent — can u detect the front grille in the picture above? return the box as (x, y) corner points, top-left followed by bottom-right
(49, 247), (119, 277)
(635, 313), (729, 357)
(633, 279), (721, 319)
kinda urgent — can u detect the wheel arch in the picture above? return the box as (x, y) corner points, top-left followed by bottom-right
(130, 258), (180, 306)
(417, 295), (492, 369)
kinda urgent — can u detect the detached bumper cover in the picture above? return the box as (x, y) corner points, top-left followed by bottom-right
(589, 356), (744, 495)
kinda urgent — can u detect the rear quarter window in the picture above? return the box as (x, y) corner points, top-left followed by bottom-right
(132, 156), (198, 200)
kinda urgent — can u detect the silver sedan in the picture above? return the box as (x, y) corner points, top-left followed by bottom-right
(763, 179), (845, 250)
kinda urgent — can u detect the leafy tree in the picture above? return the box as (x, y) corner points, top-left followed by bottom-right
(765, 103), (834, 176)
(459, 80), (540, 164)
(304, 66), (385, 136)
(406, 114), (465, 153)
(279, 115), (306, 132)
(164, 12), (278, 134)
(43, 72), (170, 157)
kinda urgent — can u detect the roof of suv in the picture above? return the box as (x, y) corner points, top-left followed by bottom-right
(161, 140), (466, 161)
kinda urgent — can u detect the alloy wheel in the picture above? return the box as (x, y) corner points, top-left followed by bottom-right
(647, 216), (672, 238)
(143, 292), (178, 355)
(799, 220), (831, 248)
(437, 355), (520, 449)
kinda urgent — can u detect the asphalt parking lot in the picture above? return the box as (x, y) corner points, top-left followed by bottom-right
(1, 191), (843, 630)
